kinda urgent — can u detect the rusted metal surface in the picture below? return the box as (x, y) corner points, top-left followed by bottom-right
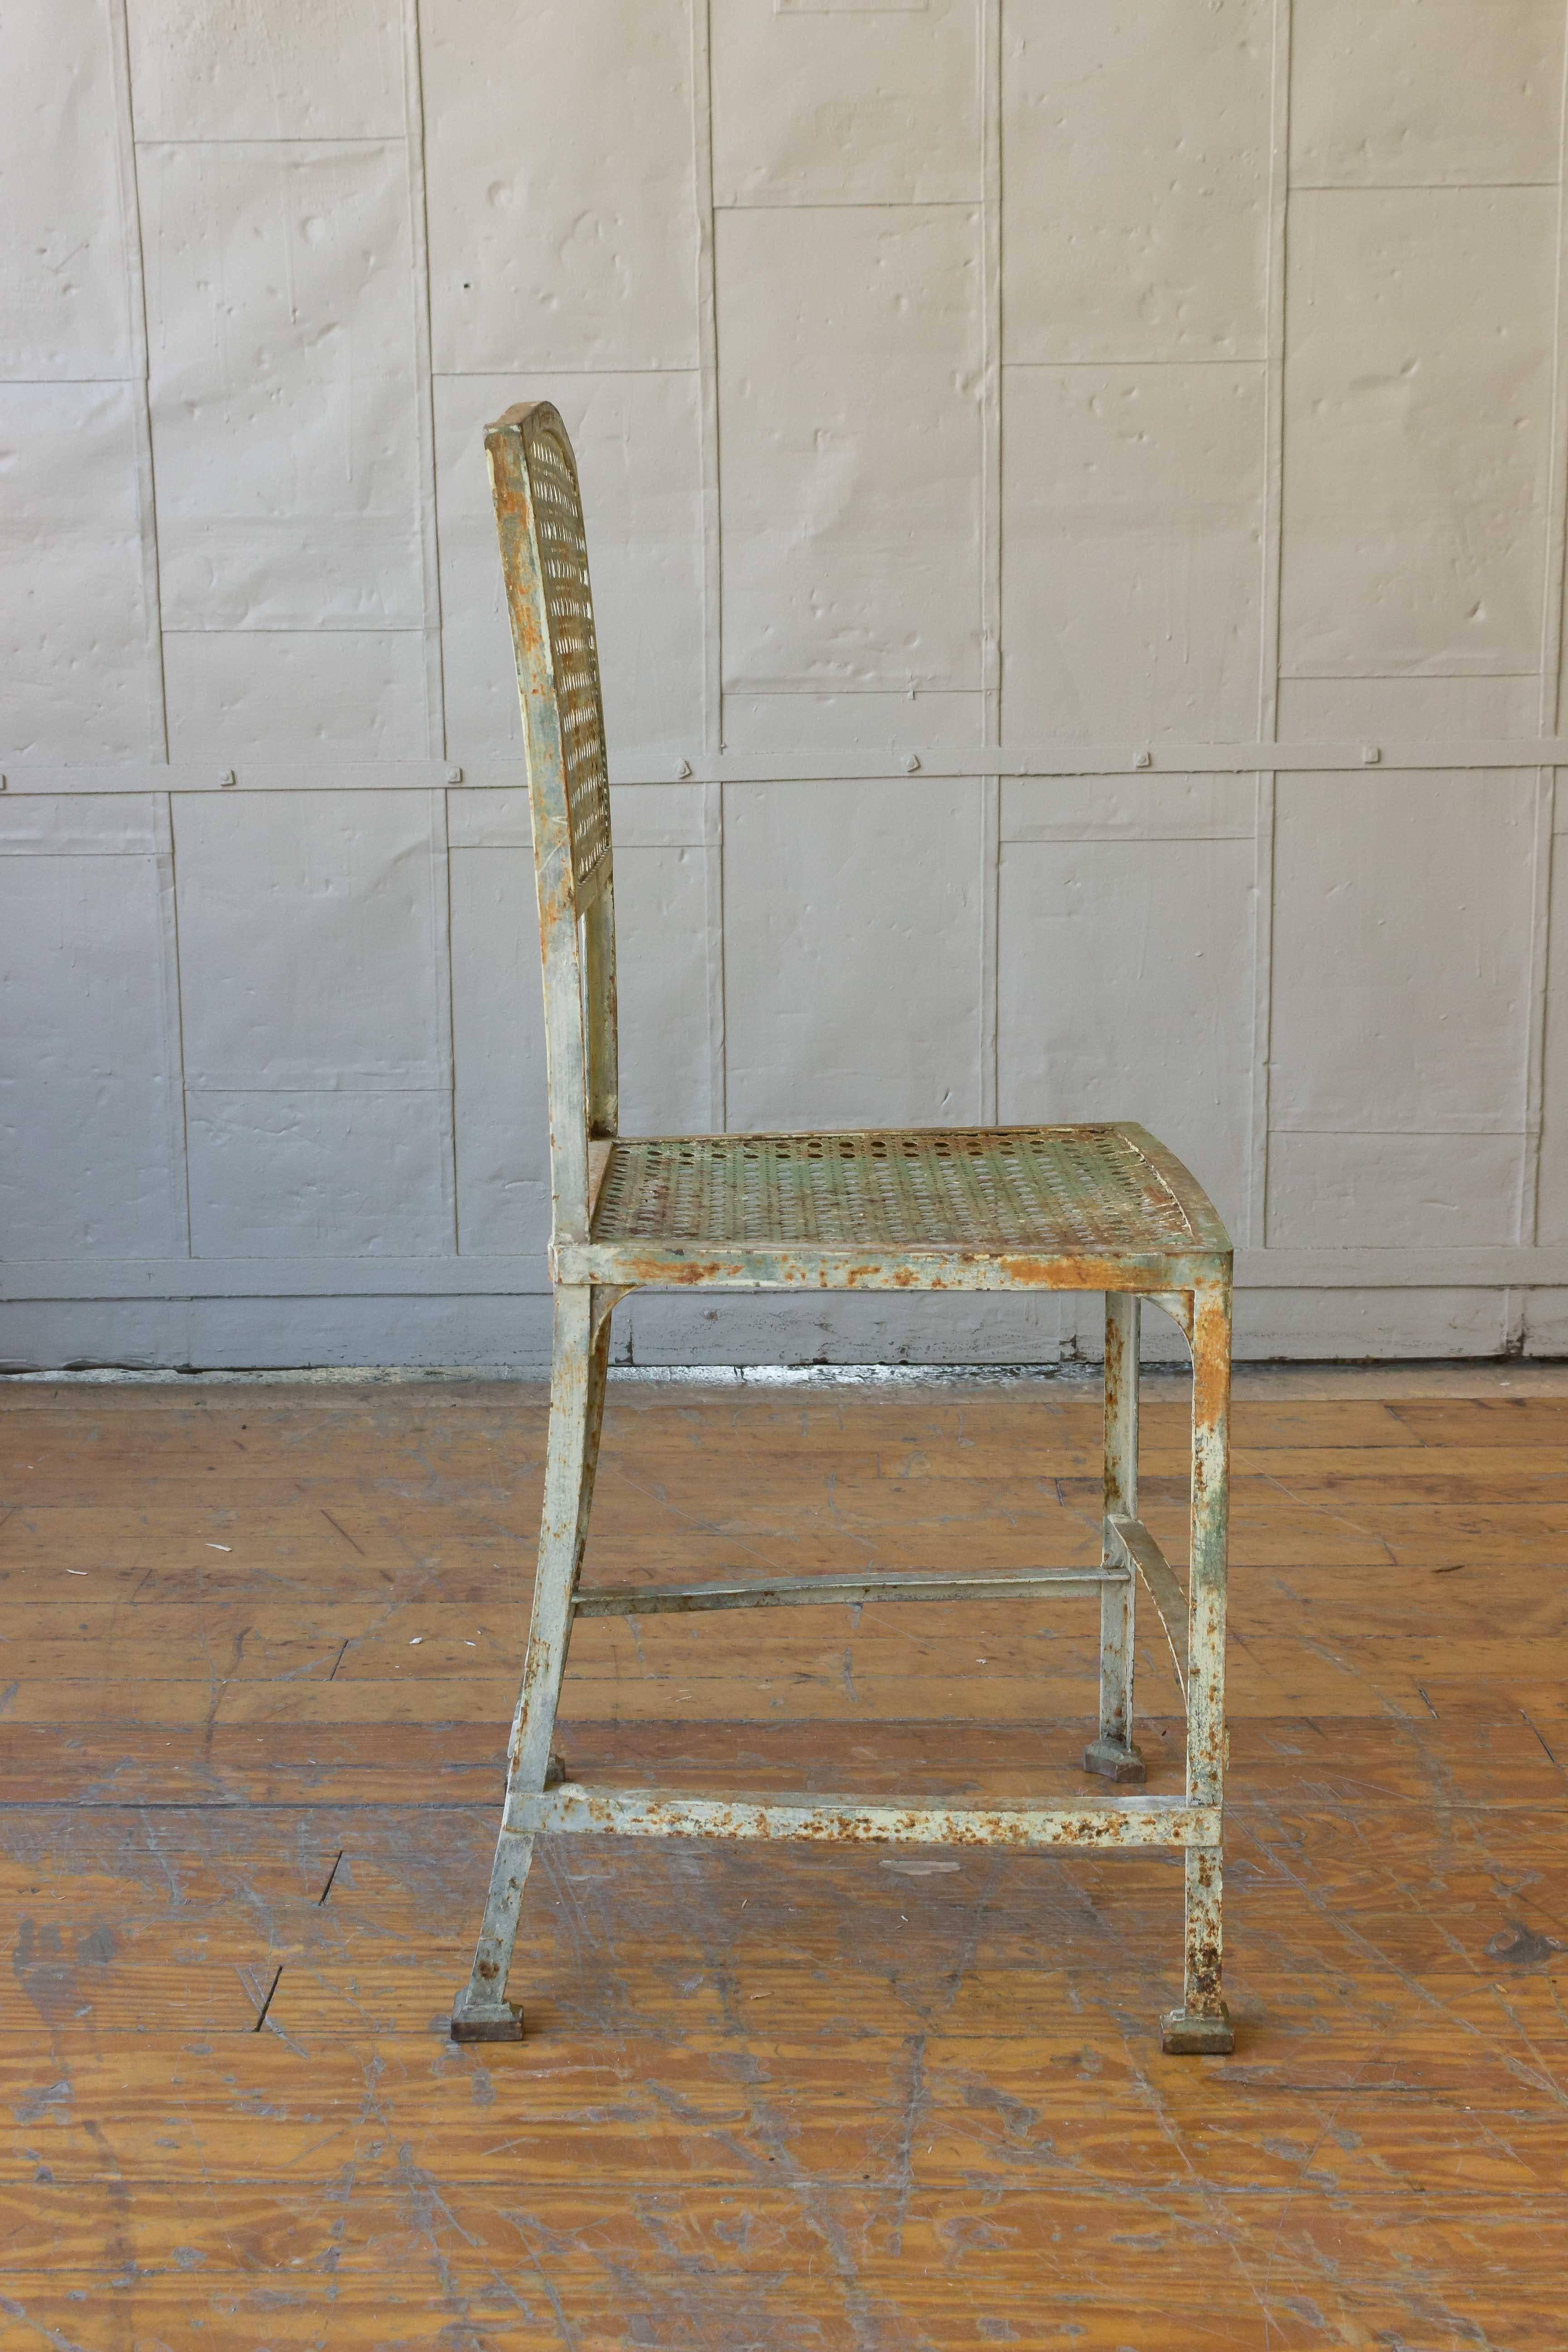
(555, 1235), (1230, 1294)
(452, 404), (1235, 2054)
(573, 1566), (1126, 1618)
(1106, 1512), (1190, 1700)
(1162, 1282), (1235, 2054)
(1086, 1293), (1143, 1785)
(510, 1786), (1222, 1851)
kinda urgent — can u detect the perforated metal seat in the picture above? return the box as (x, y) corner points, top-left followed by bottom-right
(449, 402), (1235, 2062)
(588, 1122), (1223, 1267)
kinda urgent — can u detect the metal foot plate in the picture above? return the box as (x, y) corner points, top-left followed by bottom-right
(1082, 1736), (1147, 1786)
(451, 1994), (524, 2044)
(1161, 2006), (1234, 2056)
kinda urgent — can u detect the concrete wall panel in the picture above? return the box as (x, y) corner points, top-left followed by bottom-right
(718, 207), (983, 698)
(1002, 366), (1266, 743)
(1269, 1132), (1525, 1249)
(164, 631), (430, 758)
(617, 847), (713, 1138)
(173, 792), (448, 1090)
(421, 0), (700, 372)
(721, 692), (985, 754)
(449, 841), (549, 1260)
(1000, 775), (1255, 844)
(997, 833), (1255, 1236)
(0, 384), (157, 759)
(0, 848), (183, 1259)
(1280, 188), (1557, 680)
(712, 0), (981, 206)
(1290, 0), (1563, 188)
(142, 141), (425, 630)
(1271, 771), (1534, 1132)
(724, 777), (983, 1131)
(1275, 676), (1543, 742)
(186, 1091), (451, 1258)
(436, 372), (705, 762)
(1, 0), (136, 378)
(127, 0), (406, 139)
(1004, 0), (1271, 365)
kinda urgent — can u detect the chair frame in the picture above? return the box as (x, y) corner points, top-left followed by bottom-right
(450, 403), (1235, 2057)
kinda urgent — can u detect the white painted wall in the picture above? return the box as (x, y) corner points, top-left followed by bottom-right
(3, 0), (1567, 1367)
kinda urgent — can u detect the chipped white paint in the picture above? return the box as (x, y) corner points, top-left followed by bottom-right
(8, 0), (1568, 1366)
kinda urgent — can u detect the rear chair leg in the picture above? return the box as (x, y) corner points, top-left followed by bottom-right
(451, 1287), (610, 2043)
(1084, 1293), (1146, 1785)
(1161, 1283), (1235, 2056)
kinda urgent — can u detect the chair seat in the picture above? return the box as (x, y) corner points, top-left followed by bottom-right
(567, 1121), (1230, 1291)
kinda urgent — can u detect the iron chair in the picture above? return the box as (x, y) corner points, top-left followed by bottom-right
(450, 402), (1235, 2057)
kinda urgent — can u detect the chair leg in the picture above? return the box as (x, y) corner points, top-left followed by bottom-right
(451, 1286), (610, 2042)
(1085, 1292), (1146, 1784)
(1162, 1282), (1234, 2055)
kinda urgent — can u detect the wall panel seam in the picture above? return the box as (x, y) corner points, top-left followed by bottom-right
(981, 0), (1001, 746)
(403, 0), (446, 757)
(107, 0), (169, 763)
(1250, 773), (1276, 1250)
(1522, 768), (1557, 1245)
(1260, 0), (1292, 746)
(162, 795), (195, 1258)
(692, 0), (726, 1127)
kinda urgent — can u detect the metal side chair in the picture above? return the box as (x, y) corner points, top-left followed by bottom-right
(450, 402), (1235, 2057)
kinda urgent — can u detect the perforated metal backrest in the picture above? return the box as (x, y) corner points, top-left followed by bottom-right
(487, 402), (618, 1235)
(488, 403), (613, 902)
(524, 418), (613, 898)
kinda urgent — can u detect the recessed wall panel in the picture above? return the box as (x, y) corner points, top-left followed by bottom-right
(1290, 0), (1563, 187)
(617, 847), (711, 1136)
(718, 207), (983, 699)
(1001, 366), (1266, 744)
(173, 793), (447, 1090)
(449, 843), (550, 1259)
(1271, 771), (1534, 1132)
(996, 834), (1254, 1235)
(0, 0), (135, 377)
(722, 692), (985, 754)
(421, 0), (700, 371)
(0, 853), (182, 1259)
(1275, 676), (1542, 742)
(127, 0), (406, 138)
(1280, 188), (1556, 679)
(1004, 0), (1271, 364)
(712, 0), (981, 205)
(186, 1092), (451, 1258)
(435, 373), (705, 762)
(164, 632), (430, 758)
(142, 142), (425, 630)
(724, 778), (983, 1131)
(0, 384), (157, 759)
(1269, 1132), (1524, 1248)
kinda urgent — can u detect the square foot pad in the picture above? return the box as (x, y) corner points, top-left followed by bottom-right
(451, 1997), (524, 2044)
(1161, 2006), (1234, 2056)
(1083, 1737), (1147, 1786)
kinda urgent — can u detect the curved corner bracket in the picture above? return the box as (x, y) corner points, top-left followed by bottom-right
(591, 1286), (632, 1346)
(1146, 1291), (1194, 1352)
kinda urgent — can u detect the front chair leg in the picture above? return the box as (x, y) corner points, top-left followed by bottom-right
(1161, 1282), (1235, 2056)
(451, 1286), (610, 2042)
(1085, 1292), (1146, 1784)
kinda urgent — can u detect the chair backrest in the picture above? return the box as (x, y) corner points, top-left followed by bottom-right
(487, 402), (619, 1240)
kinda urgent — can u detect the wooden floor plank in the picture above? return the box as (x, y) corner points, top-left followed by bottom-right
(0, 1372), (1565, 2347)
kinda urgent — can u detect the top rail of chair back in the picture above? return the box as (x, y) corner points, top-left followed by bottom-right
(486, 402), (614, 914)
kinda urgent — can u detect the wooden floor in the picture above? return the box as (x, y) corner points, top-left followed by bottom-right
(1, 1367), (1566, 2349)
